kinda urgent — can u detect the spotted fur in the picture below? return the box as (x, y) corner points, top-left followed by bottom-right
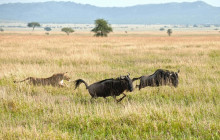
(14, 72), (70, 87)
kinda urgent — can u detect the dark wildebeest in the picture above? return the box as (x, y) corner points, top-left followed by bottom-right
(132, 69), (180, 90)
(74, 74), (133, 102)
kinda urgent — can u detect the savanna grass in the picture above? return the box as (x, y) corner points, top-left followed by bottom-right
(0, 32), (219, 139)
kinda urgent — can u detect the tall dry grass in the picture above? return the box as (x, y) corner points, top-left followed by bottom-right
(0, 32), (219, 139)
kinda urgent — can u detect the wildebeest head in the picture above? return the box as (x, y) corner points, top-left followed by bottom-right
(119, 74), (133, 92)
(169, 70), (180, 87)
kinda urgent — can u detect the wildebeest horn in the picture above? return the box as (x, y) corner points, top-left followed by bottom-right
(177, 70), (180, 73)
(127, 72), (130, 76)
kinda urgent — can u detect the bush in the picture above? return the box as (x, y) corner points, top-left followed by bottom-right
(0, 28), (4, 32)
(159, 28), (165, 31)
(44, 27), (52, 31)
(61, 27), (74, 35)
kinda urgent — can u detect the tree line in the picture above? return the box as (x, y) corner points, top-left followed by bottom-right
(2, 19), (173, 36)
(27, 19), (113, 37)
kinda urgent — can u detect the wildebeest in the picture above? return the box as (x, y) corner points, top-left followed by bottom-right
(74, 74), (133, 102)
(132, 69), (179, 90)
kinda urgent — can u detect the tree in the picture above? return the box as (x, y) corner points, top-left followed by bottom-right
(193, 24), (198, 28)
(159, 27), (165, 31)
(44, 27), (52, 35)
(44, 27), (52, 31)
(61, 27), (74, 35)
(0, 28), (4, 32)
(27, 22), (40, 31)
(91, 19), (112, 37)
(167, 29), (172, 36)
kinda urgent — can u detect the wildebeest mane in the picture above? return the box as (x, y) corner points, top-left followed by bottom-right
(96, 78), (114, 83)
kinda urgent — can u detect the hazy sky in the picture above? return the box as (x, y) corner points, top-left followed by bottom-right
(0, 0), (220, 7)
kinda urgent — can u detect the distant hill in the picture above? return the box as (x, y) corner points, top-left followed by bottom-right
(0, 1), (220, 24)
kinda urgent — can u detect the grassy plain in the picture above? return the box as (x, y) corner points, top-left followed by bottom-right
(0, 31), (219, 139)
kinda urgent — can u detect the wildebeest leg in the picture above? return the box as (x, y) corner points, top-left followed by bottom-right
(139, 85), (142, 90)
(117, 93), (127, 103)
(113, 95), (118, 102)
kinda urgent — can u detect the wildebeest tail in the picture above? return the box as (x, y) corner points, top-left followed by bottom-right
(13, 77), (30, 83)
(74, 79), (89, 89)
(132, 77), (141, 82)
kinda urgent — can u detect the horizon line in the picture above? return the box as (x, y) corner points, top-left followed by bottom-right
(0, 1), (218, 8)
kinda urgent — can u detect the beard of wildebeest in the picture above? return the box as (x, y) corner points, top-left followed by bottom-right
(74, 74), (133, 102)
(132, 69), (179, 90)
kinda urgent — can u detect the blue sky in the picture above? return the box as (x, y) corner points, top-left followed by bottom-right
(0, 0), (220, 7)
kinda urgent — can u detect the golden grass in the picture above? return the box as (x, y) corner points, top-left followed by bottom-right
(0, 32), (219, 139)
